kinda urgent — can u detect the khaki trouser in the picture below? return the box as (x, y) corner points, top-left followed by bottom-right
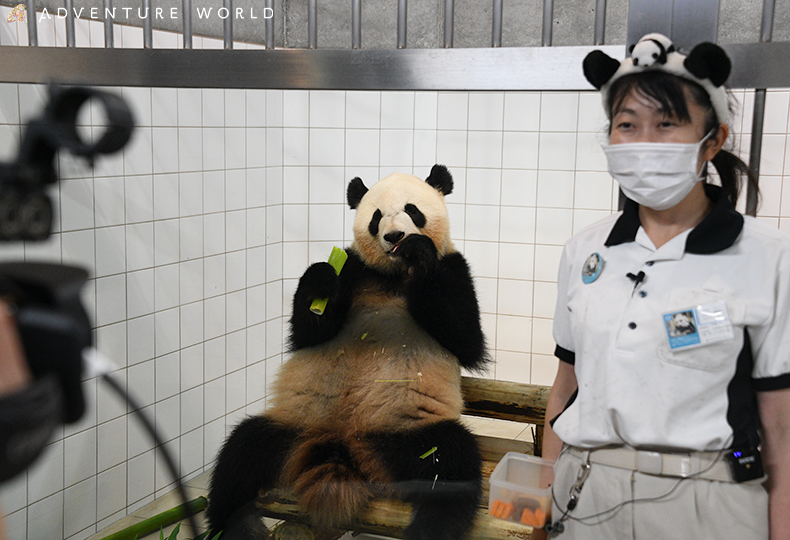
(550, 447), (769, 539)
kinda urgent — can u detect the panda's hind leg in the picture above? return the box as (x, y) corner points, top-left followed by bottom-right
(369, 420), (483, 540)
(206, 416), (299, 539)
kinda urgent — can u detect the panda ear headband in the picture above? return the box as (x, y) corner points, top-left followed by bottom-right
(583, 32), (732, 125)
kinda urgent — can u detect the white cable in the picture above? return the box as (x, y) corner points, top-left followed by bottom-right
(82, 348), (118, 379)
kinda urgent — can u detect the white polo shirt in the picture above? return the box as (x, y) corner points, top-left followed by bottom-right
(552, 184), (790, 452)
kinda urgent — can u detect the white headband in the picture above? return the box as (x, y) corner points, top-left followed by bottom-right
(583, 33), (732, 126)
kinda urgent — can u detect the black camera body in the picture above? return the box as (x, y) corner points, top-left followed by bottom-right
(0, 85), (134, 241)
(0, 262), (92, 423)
(0, 87), (134, 484)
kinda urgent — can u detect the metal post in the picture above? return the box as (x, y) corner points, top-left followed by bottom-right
(747, 91), (766, 217)
(308, 0), (317, 49)
(265, 0), (274, 48)
(760, 0), (775, 41)
(182, 0), (192, 48)
(26, 0), (38, 46)
(443, 0), (454, 48)
(223, 0), (233, 49)
(397, 0), (407, 49)
(352, 0), (361, 49)
(594, 0), (606, 45)
(103, 0), (114, 48)
(542, 0), (553, 46)
(142, 0), (152, 48)
(65, 0), (76, 46)
(746, 0), (776, 216)
(492, 0), (503, 47)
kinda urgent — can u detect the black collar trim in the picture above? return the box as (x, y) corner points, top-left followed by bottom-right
(604, 184), (744, 254)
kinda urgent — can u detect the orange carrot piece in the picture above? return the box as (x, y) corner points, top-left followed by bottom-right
(520, 508), (538, 526)
(500, 502), (515, 519)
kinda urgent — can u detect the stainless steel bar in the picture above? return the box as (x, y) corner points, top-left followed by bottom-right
(265, 0), (274, 48)
(492, 0), (503, 47)
(627, 0), (670, 50)
(103, 0), (114, 48)
(1, 43), (789, 91)
(542, 0), (553, 46)
(352, 0), (361, 49)
(308, 0), (317, 49)
(142, 0), (152, 49)
(26, 0), (37, 46)
(746, 0), (777, 216)
(397, 0), (407, 49)
(760, 0), (775, 42)
(443, 0), (454, 48)
(594, 0), (606, 45)
(65, 0), (76, 47)
(223, 0), (233, 49)
(747, 89), (766, 217)
(670, 0), (718, 47)
(182, 0), (192, 48)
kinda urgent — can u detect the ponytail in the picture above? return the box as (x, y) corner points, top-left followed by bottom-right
(710, 148), (760, 210)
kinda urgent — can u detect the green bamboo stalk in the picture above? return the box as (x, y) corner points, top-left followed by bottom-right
(100, 496), (209, 540)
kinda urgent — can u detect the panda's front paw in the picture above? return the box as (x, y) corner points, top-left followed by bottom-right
(393, 234), (438, 276)
(299, 262), (340, 304)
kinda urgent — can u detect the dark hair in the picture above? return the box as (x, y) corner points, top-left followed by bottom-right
(607, 71), (759, 209)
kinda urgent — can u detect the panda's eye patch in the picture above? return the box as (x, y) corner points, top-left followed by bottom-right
(404, 204), (426, 228)
(369, 209), (382, 236)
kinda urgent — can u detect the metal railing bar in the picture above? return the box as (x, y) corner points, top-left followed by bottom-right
(182, 0), (192, 48)
(4, 43), (790, 90)
(352, 0), (361, 49)
(747, 91), (766, 216)
(397, 0), (407, 49)
(265, 0), (274, 48)
(223, 0), (233, 49)
(142, 0), (152, 48)
(308, 0), (317, 49)
(542, 0), (553, 46)
(27, 0), (38, 46)
(103, 0), (114, 47)
(443, 0), (454, 48)
(492, 0), (503, 47)
(760, 0), (775, 41)
(594, 0), (606, 45)
(746, 0), (777, 216)
(65, 0), (76, 46)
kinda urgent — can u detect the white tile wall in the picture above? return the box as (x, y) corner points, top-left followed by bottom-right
(2, 7), (790, 538)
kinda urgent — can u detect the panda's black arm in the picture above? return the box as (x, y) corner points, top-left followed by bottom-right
(287, 251), (363, 350)
(406, 252), (489, 372)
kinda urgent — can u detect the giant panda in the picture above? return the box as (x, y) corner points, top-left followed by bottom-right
(206, 164), (489, 540)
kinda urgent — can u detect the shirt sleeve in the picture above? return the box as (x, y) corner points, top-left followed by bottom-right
(552, 244), (575, 362)
(751, 244), (790, 391)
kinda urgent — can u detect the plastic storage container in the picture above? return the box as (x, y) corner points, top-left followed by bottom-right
(488, 452), (554, 528)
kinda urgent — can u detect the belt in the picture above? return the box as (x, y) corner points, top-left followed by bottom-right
(566, 445), (733, 482)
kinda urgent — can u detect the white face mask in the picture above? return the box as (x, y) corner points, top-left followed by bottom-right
(602, 131), (714, 211)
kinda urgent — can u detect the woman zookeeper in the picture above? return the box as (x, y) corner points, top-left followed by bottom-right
(542, 33), (790, 540)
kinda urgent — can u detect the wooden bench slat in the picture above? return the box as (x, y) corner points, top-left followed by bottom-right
(461, 377), (550, 425)
(256, 491), (539, 540)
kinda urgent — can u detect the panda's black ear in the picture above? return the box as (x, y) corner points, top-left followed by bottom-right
(426, 164), (453, 196)
(684, 42), (731, 87)
(583, 50), (621, 90)
(347, 177), (368, 209)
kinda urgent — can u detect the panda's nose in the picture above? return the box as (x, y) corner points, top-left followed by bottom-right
(384, 231), (405, 244)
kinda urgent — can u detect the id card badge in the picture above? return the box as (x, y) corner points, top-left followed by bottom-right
(662, 300), (734, 350)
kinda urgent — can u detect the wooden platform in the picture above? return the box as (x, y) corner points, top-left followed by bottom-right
(253, 376), (552, 540)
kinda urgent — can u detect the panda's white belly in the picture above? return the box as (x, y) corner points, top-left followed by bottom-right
(269, 291), (463, 433)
